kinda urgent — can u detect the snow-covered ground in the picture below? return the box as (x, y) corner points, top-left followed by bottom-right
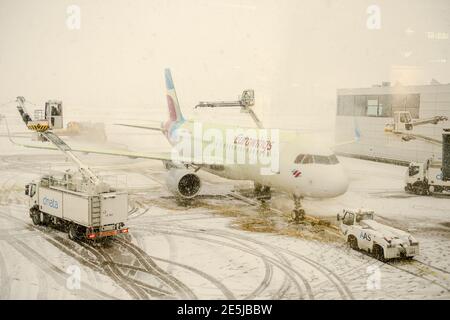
(0, 142), (449, 300)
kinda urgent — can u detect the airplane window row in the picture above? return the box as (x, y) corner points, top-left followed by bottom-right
(294, 154), (339, 165)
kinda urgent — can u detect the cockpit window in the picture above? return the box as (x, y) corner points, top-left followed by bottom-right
(302, 155), (313, 164)
(294, 154), (305, 164)
(294, 154), (340, 165)
(313, 155), (331, 164)
(329, 154), (339, 164)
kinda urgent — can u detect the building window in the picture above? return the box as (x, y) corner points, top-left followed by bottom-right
(367, 99), (378, 116)
(337, 93), (420, 118)
(367, 99), (383, 116)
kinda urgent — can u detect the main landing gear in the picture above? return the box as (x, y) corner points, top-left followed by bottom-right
(254, 182), (271, 212)
(254, 182), (271, 201)
(290, 195), (305, 223)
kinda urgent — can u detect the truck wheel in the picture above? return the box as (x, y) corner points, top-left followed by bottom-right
(373, 245), (386, 262)
(31, 213), (41, 225)
(42, 213), (51, 226)
(68, 224), (80, 241)
(348, 236), (358, 250)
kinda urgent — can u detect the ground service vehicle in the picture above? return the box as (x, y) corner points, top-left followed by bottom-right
(337, 209), (419, 260)
(15, 96), (129, 241)
(405, 129), (450, 195)
(26, 171), (128, 240)
(384, 110), (450, 196)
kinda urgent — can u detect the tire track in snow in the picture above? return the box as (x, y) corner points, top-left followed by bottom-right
(5, 238), (110, 299)
(0, 210), (120, 299)
(114, 238), (197, 299)
(132, 224), (308, 299)
(0, 242), (12, 298)
(132, 230), (236, 300)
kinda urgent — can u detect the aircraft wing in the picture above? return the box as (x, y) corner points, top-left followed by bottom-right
(334, 138), (358, 147)
(114, 122), (164, 132)
(5, 117), (210, 165)
(9, 136), (174, 161)
(0, 132), (31, 138)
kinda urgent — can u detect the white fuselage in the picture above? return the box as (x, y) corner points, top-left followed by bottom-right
(166, 120), (349, 199)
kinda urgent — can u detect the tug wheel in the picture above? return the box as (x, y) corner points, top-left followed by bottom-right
(373, 245), (386, 262)
(348, 235), (358, 250)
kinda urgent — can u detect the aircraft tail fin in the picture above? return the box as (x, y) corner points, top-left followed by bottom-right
(164, 68), (184, 122)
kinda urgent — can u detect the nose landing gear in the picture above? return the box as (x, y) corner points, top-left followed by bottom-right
(290, 195), (305, 223)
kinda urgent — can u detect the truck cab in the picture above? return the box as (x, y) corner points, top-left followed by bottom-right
(405, 162), (427, 194)
(44, 100), (63, 129)
(393, 111), (414, 132)
(25, 182), (38, 205)
(405, 158), (450, 195)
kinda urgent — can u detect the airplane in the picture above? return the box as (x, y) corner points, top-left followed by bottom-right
(9, 69), (350, 221)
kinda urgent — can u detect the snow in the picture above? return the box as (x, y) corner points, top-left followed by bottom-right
(0, 141), (449, 299)
(316, 157), (450, 223)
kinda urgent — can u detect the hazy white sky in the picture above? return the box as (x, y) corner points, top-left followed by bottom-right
(0, 0), (449, 127)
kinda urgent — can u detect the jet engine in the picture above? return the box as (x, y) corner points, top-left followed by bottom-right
(166, 168), (202, 199)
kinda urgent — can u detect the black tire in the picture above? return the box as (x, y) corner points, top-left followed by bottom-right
(254, 182), (262, 194)
(291, 210), (297, 221)
(291, 209), (305, 222)
(31, 213), (41, 225)
(298, 209), (305, 220)
(68, 224), (80, 241)
(348, 236), (358, 250)
(42, 213), (51, 226)
(373, 244), (386, 261)
(261, 186), (271, 200)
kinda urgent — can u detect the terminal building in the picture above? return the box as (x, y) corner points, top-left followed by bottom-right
(335, 82), (450, 164)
